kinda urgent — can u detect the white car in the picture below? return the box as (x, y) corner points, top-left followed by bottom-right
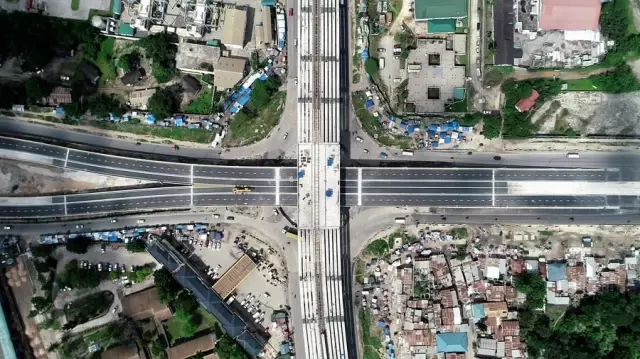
(111, 219), (118, 223)
(294, 78), (298, 85)
(363, 149), (369, 153)
(76, 224), (84, 229)
(283, 132), (288, 140)
(137, 219), (145, 224)
(212, 214), (220, 219)
(3, 225), (10, 230)
(216, 241), (221, 251)
(355, 136), (364, 143)
(273, 209), (279, 216)
(97, 263), (103, 271)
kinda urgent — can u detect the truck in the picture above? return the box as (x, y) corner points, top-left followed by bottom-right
(394, 217), (406, 224)
(232, 186), (254, 194)
(379, 57), (385, 69)
(282, 227), (299, 240)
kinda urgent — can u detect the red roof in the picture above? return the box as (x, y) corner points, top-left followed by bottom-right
(540, 0), (601, 31)
(515, 90), (540, 112)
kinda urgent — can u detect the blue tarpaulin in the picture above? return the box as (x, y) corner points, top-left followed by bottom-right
(213, 232), (223, 240)
(174, 118), (184, 127)
(400, 120), (408, 128)
(56, 107), (65, 115)
(432, 141), (439, 148)
(365, 99), (374, 109)
(144, 114), (156, 125)
(407, 125), (415, 134)
(451, 120), (459, 129)
(327, 157), (334, 166)
(378, 321), (386, 328)
(326, 189), (333, 197)
(429, 124), (438, 132)
(298, 170), (305, 178)
(361, 49), (369, 61)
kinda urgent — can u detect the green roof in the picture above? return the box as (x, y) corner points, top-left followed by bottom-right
(118, 23), (135, 36)
(415, 0), (467, 21)
(428, 19), (456, 33)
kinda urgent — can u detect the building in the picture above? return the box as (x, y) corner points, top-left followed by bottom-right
(128, 88), (156, 110)
(43, 87), (72, 106)
(214, 57), (247, 89)
(515, 89), (539, 112)
(121, 287), (173, 322)
(262, 7), (274, 45)
(147, 239), (267, 357)
(176, 42), (221, 75)
(166, 334), (215, 359)
(101, 344), (140, 359)
(212, 254), (257, 298)
(414, 0), (467, 33)
(182, 75), (203, 94)
(539, 0), (600, 31)
(79, 62), (100, 84)
(435, 332), (468, 353)
(222, 7), (248, 49)
(121, 68), (146, 86)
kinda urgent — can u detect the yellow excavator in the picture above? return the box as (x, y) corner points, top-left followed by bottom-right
(232, 186), (254, 194)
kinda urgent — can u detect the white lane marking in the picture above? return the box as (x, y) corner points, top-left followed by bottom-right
(357, 168), (362, 206)
(190, 185), (194, 207)
(64, 149), (70, 168)
(275, 168), (281, 206)
(190, 164), (194, 185)
(64, 195), (67, 215)
(492, 169), (496, 206)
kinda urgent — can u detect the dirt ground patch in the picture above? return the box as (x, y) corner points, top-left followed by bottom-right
(530, 91), (640, 135)
(0, 159), (149, 195)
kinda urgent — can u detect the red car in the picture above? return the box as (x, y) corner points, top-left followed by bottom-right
(289, 8), (293, 16)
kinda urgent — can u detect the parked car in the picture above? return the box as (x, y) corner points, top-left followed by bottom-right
(111, 219), (118, 223)
(363, 149), (369, 154)
(288, 8), (293, 16)
(76, 224), (84, 229)
(355, 136), (364, 142)
(283, 132), (289, 140)
(377, 48), (386, 52)
(379, 152), (388, 159)
(137, 219), (145, 224)
(3, 225), (10, 230)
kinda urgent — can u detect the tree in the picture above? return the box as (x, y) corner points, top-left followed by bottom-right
(25, 77), (53, 104)
(132, 264), (154, 283)
(116, 51), (140, 72)
(152, 62), (176, 83)
(215, 334), (250, 359)
(34, 257), (57, 273)
(31, 245), (56, 258)
(364, 58), (379, 76)
(88, 94), (125, 118)
(250, 76), (281, 109)
(147, 86), (180, 119)
(125, 239), (146, 253)
(109, 271), (119, 280)
(514, 272), (546, 309)
(59, 259), (101, 289)
(138, 33), (177, 64)
(65, 236), (92, 254)
(180, 319), (198, 338)
(153, 268), (182, 303)
(174, 292), (198, 313)
(31, 296), (52, 313)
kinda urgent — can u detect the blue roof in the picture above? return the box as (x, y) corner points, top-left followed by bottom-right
(471, 303), (485, 320)
(436, 332), (468, 353)
(548, 262), (568, 281)
(0, 303), (16, 359)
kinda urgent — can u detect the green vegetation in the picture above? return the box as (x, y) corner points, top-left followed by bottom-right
(539, 230), (554, 236)
(564, 64), (640, 93)
(57, 320), (137, 358)
(359, 308), (383, 359)
(250, 76), (282, 109)
(444, 97), (467, 112)
(521, 292), (640, 359)
(165, 307), (219, 344)
(387, 0), (402, 22)
(88, 93), (126, 118)
(226, 91), (286, 146)
(501, 78), (562, 138)
(413, 272), (430, 298)
(130, 263), (154, 283)
(352, 93), (411, 148)
(90, 37), (117, 83)
(25, 77), (53, 105)
(34, 256), (57, 273)
(138, 33), (178, 83)
(599, 0), (640, 66)
(116, 51), (141, 72)
(59, 259), (101, 289)
(183, 88), (213, 115)
(215, 334), (250, 359)
(450, 227), (468, 239)
(365, 239), (390, 257)
(63, 291), (114, 328)
(394, 32), (413, 60)
(459, 112), (501, 139)
(31, 245), (56, 258)
(31, 296), (53, 316)
(125, 239), (146, 253)
(364, 58), (379, 76)
(66, 236), (92, 254)
(147, 85), (181, 119)
(71, 0), (80, 10)
(513, 272), (546, 309)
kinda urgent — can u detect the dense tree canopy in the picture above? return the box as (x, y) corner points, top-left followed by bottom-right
(147, 86), (181, 119)
(65, 236), (92, 254)
(513, 272), (546, 309)
(138, 33), (177, 83)
(125, 239), (146, 253)
(25, 77), (53, 104)
(250, 76), (281, 109)
(215, 334), (250, 359)
(364, 58), (379, 76)
(88, 94), (125, 118)
(153, 267), (182, 303)
(59, 259), (100, 289)
(501, 78), (562, 138)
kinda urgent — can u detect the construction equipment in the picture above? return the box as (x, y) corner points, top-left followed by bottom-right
(232, 186), (254, 194)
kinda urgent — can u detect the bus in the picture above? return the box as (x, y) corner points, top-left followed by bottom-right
(282, 227), (299, 240)
(566, 153), (580, 159)
(232, 186), (254, 194)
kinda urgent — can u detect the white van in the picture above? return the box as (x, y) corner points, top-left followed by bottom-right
(566, 153), (580, 159)
(402, 150), (414, 156)
(394, 217), (406, 224)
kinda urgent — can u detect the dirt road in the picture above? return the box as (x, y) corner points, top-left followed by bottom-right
(510, 66), (615, 81)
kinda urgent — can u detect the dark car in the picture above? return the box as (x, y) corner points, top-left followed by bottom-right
(493, 156), (502, 160)
(477, 22), (481, 30)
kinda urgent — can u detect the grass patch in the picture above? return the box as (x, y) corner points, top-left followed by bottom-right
(445, 97), (467, 112)
(456, 54), (468, 66)
(63, 290), (114, 325)
(353, 73), (361, 84)
(352, 92), (412, 148)
(225, 91), (286, 146)
(365, 239), (390, 257)
(388, 0), (403, 23)
(563, 65), (640, 93)
(545, 303), (569, 328)
(92, 120), (213, 143)
(94, 37), (117, 84)
(71, 0), (80, 10)
(450, 227), (468, 239)
(359, 308), (383, 359)
(183, 88), (213, 114)
(164, 307), (218, 345)
(539, 230), (554, 236)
